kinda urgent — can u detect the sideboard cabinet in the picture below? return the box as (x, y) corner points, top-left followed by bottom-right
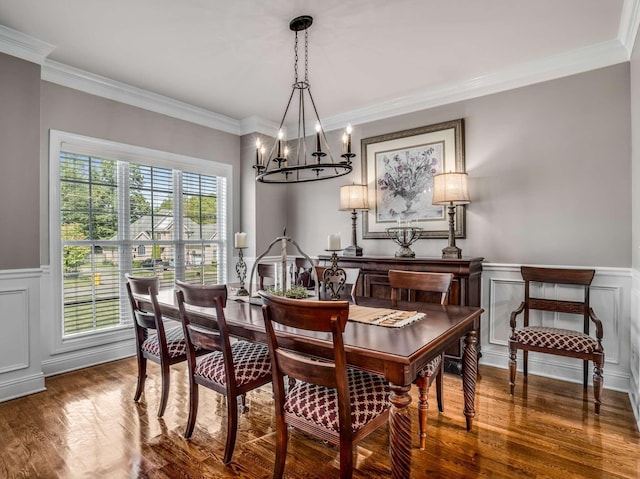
(318, 255), (484, 372)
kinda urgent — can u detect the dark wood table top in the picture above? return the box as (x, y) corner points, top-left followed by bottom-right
(147, 290), (483, 386)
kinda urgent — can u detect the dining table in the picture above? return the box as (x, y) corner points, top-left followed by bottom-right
(138, 289), (483, 479)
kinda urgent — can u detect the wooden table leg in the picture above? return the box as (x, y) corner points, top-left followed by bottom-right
(389, 383), (412, 479)
(462, 329), (478, 431)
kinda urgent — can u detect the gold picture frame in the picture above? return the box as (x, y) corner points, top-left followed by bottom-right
(361, 119), (465, 239)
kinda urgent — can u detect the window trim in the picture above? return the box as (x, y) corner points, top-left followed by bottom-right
(49, 129), (234, 353)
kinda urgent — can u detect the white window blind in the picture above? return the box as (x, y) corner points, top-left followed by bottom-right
(56, 142), (228, 339)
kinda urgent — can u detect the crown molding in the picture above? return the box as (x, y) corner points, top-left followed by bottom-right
(320, 39), (629, 131)
(0, 25), (55, 65)
(42, 59), (241, 135)
(620, 0), (640, 55)
(239, 116), (279, 137)
(3, 12), (637, 138)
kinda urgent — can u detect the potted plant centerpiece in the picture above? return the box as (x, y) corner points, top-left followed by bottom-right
(267, 285), (309, 299)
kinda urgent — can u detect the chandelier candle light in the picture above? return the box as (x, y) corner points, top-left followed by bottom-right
(253, 15), (354, 184)
(431, 172), (471, 259)
(339, 184), (369, 256)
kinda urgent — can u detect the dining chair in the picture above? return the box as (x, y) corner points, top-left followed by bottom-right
(259, 291), (389, 479)
(509, 266), (604, 414)
(388, 269), (454, 449)
(126, 274), (192, 417)
(293, 257), (316, 289)
(174, 280), (272, 464)
(257, 263), (277, 291)
(315, 266), (360, 302)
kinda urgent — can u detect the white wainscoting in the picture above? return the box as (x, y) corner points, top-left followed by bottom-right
(39, 266), (136, 378)
(0, 268), (45, 401)
(630, 268), (640, 429)
(480, 263), (631, 394)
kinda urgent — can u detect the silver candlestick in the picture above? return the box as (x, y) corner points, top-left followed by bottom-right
(235, 247), (249, 296)
(385, 226), (423, 258)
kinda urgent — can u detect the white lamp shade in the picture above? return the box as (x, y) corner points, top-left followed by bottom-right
(432, 172), (471, 205)
(339, 184), (369, 210)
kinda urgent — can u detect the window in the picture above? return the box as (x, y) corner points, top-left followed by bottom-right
(50, 131), (231, 341)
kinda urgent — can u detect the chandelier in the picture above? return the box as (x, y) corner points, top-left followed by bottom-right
(254, 15), (354, 184)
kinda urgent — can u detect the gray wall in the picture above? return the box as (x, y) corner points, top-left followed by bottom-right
(633, 35), (640, 274)
(240, 133), (287, 257)
(39, 81), (241, 265)
(283, 64), (631, 267)
(630, 25), (640, 424)
(0, 53), (41, 269)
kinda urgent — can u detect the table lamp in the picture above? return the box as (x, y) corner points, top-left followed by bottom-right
(432, 172), (470, 259)
(339, 184), (369, 256)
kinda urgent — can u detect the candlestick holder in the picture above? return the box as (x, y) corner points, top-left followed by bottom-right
(323, 250), (346, 300)
(235, 247), (249, 296)
(340, 152), (355, 164)
(385, 226), (423, 258)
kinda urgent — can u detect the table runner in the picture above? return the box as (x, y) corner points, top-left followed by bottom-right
(348, 304), (425, 328)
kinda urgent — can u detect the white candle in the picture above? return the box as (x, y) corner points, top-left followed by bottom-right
(328, 233), (341, 250)
(234, 232), (247, 249)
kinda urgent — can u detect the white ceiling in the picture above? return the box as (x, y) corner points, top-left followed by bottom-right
(0, 0), (637, 133)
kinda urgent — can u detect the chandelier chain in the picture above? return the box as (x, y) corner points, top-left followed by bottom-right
(294, 31), (299, 84)
(304, 29), (309, 83)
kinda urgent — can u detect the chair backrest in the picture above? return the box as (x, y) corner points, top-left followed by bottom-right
(388, 270), (454, 307)
(315, 266), (360, 302)
(174, 280), (231, 361)
(520, 266), (595, 333)
(259, 291), (353, 433)
(126, 274), (162, 330)
(257, 263), (277, 291)
(293, 257), (316, 288)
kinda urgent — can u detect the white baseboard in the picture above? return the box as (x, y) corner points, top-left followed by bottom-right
(630, 374), (640, 431)
(480, 349), (630, 393)
(41, 339), (136, 377)
(0, 372), (45, 402)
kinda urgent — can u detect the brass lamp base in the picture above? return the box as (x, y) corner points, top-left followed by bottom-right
(442, 204), (462, 259)
(343, 244), (363, 256)
(442, 245), (462, 259)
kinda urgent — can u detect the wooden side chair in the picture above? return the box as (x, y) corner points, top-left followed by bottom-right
(174, 280), (272, 464)
(126, 274), (192, 417)
(315, 266), (360, 302)
(509, 266), (604, 414)
(259, 291), (390, 479)
(257, 263), (277, 291)
(388, 269), (454, 450)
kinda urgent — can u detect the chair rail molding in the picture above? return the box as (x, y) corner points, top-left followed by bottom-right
(481, 263), (631, 394)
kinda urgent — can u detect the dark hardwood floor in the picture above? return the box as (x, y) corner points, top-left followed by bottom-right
(0, 358), (638, 478)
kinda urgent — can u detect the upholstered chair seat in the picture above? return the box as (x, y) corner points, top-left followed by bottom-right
(513, 326), (599, 354)
(194, 341), (271, 387)
(141, 326), (188, 358)
(284, 368), (389, 434)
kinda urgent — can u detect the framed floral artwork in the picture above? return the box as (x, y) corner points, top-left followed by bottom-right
(361, 119), (465, 239)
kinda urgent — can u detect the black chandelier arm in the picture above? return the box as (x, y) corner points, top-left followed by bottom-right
(256, 163), (352, 183)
